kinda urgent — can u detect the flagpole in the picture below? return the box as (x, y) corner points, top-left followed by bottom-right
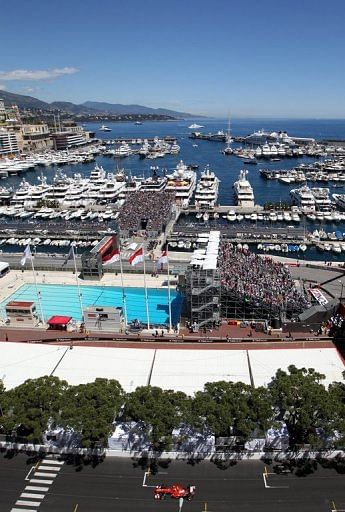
(166, 246), (172, 332)
(142, 244), (150, 330)
(118, 243), (128, 328)
(72, 244), (84, 320)
(29, 245), (45, 326)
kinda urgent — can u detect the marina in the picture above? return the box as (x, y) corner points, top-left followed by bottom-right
(0, 117), (345, 264)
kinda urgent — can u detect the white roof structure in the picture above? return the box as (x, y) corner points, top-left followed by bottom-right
(150, 349), (250, 394)
(53, 346), (154, 392)
(0, 342), (68, 390)
(0, 343), (343, 395)
(191, 231), (220, 270)
(248, 348), (344, 388)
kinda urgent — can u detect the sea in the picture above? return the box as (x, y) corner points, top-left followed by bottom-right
(3, 118), (345, 261)
(6, 117), (345, 205)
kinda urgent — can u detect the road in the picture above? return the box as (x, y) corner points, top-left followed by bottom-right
(1, 453), (344, 512)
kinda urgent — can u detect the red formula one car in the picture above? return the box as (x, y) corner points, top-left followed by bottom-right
(154, 484), (196, 501)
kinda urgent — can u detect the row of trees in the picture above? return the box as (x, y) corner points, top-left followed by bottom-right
(0, 366), (344, 451)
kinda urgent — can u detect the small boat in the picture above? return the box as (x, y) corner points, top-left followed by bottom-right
(99, 125), (111, 132)
(227, 210), (236, 222)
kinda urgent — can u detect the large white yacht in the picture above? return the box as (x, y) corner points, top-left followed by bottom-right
(170, 142), (181, 154)
(10, 178), (31, 205)
(290, 185), (316, 210)
(188, 123), (204, 129)
(140, 173), (167, 192)
(233, 170), (255, 207)
(332, 194), (345, 211)
(194, 165), (220, 207)
(98, 180), (126, 203)
(311, 188), (332, 211)
(165, 160), (197, 206)
(99, 125), (112, 132)
(139, 140), (151, 157)
(63, 181), (90, 207)
(113, 143), (132, 157)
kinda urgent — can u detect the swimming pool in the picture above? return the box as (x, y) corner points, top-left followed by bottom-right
(2, 283), (183, 326)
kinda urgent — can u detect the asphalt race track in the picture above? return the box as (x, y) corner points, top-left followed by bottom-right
(0, 453), (344, 512)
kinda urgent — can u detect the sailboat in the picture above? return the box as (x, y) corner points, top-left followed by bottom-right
(222, 117), (233, 155)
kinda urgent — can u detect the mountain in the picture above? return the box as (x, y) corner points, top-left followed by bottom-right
(0, 90), (195, 118)
(82, 101), (194, 118)
(50, 101), (99, 115)
(0, 90), (50, 110)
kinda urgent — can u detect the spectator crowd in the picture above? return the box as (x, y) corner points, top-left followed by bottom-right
(117, 191), (175, 233)
(219, 243), (309, 315)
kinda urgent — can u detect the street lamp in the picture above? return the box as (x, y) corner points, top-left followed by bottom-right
(339, 280), (344, 304)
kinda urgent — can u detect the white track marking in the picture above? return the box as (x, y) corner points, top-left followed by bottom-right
(41, 459), (64, 465)
(37, 465), (62, 471)
(30, 478), (54, 484)
(11, 508), (38, 512)
(16, 500), (41, 507)
(21, 493), (45, 499)
(34, 471), (58, 478)
(25, 486), (49, 492)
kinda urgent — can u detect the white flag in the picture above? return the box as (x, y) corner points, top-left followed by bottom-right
(21, 244), (32, 266)
(157, 249), (168, 266)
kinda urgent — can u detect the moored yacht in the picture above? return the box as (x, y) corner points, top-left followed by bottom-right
(165, 160), (197, 206)
(333, 193), (345, 210)
(311, 187), (332, 212)
(113, 143), (132, 157)
(290, 185), (316, 210)
(233, 170), (255, 207)
(194, 165), (220, 207)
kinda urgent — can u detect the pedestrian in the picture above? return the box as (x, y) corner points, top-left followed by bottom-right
(161, 330), (164, 337)
(5, 333), (8, 341)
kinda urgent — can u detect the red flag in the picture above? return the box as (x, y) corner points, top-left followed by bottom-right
(129, 247), (144, 266)
(157, 249), (168, 266)
(102, 248), (120, 266)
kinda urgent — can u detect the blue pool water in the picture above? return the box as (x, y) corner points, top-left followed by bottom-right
(2, 283), (183, 326)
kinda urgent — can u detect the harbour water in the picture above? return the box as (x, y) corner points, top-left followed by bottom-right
(2, 118), (345, 262)
(4, 118), (345, 207)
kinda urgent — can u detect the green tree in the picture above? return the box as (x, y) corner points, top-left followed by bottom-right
(1, 376), (69, 442)
(122, 386), (191, 451)
(191, 381), (272, 440)
(0, 379), (5, 420)
(328, 371), (345, 448)
(60, 378), (124, 448)
(268, 365), (338, 447)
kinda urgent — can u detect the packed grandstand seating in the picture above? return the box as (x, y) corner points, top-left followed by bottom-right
(117, 191), (175, 232)
(218, 243), (310, 315)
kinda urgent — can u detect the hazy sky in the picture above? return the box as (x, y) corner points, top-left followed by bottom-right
(1, 0), (345, 118)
